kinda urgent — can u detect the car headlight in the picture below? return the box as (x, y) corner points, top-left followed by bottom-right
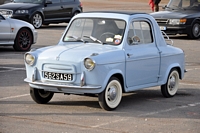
(168, 19), (187, 25)
(25, 53), (35, 66)
(84, 58), (95, 71)
(15, 10), (29, 14)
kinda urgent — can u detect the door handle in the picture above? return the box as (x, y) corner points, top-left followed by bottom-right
(127, 53), (133, 57)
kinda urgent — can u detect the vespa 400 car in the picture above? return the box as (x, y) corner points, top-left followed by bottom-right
(24, 11), (185, 111)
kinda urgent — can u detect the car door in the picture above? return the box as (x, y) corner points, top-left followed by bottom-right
(125, 19), (160, 87)
(43, 0), (63, 21)
(61, 0), (75, 18)
(0, 15), (11, 44)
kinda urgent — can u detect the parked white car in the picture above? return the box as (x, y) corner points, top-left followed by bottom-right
(0, 14), (37, 51)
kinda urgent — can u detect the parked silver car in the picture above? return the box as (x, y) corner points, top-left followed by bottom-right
(0, 14), (37, 51)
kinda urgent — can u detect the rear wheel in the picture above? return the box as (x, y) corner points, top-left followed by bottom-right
(13, 28), (33, 51)
(161, 69), (179, 98)
(31, 13), (43, 29)
(98, 77), (122, 111)
(30, 87), (54, 104)
(188, 21), (200, 39)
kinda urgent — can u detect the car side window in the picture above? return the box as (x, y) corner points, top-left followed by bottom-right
(52, 0), (60, 3)
(127, 20), (153, 45)
(61, 0), (73, 2)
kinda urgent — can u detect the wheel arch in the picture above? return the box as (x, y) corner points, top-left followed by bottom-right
(30, 11), (44, 26)
(162, 64), (183, 85)
(101, 69), (126, 93)
(30, 10), (44, 21)
(15, 27), (34, 44)
(191, 18), (200, 25)
(71, 8), (82, 17)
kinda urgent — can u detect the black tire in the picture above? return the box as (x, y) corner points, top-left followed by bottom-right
(31, 13), (43, 29)
(98, 77), (122, 111)
(13, 28), (33, 51)
(188, 21), (200, 39)
(30, 87), (54, 104)
(161, 69), (179, 98)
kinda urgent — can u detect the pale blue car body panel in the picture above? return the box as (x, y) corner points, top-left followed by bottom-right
(24, 12), (185, 94)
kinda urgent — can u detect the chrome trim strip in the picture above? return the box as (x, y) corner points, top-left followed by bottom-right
(24, 78), (101, 89)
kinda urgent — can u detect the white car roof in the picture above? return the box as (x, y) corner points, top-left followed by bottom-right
(73, 11), (147, 21)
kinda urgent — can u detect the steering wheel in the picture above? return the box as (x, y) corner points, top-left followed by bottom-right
(99, 32), (115, 41)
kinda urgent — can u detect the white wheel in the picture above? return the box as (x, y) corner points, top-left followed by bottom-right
(98, 77), (122, 111)
(161, 69), (179, 98)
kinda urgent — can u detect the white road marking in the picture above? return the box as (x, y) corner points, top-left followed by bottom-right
(91, 102), (200, 128)
(180, 83), (200, 86)
(91, 118), (128, 128)
(0, 66), (25, 73)
(0, 94), (29, 101)
(138, 102), (200, 117)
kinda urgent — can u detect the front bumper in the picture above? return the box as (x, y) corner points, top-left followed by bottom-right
(158, 24), (191, 35)
(11, 14), (31, 23)
(24, 78), (102, 94)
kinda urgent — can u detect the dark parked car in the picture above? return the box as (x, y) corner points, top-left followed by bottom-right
(0, 0), (83, 28)
(150, 0), (200, 39)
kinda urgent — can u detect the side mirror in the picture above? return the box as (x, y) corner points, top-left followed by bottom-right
(45, 0), (52, 4)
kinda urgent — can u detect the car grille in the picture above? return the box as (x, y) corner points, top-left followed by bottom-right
(155, 19), (168, 24)
(42, 64), (76, 82)
(0, 9), (13, 17)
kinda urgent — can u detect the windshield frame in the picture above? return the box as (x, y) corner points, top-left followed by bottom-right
(63, 17), (127, 46)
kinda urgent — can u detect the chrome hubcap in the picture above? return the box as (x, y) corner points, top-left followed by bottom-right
(108, 86), (117, 101)
(38, 90), (51, 98)
(193, 23), (200, 37)
(33, 14), (42, 28)
(169, 75), (176, 91)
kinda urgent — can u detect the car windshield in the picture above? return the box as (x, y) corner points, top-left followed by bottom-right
(167, 0), (200, 10)
(13, 0), (44, 4)
(63, 18), (126, 45)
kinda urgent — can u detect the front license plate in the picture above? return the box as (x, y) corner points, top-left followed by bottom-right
(44, 71), (73, 81)
(160, 26), (166, 30)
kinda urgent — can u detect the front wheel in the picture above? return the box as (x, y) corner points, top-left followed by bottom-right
(161, 69), (179, 98)
(98, 77), (122, 111)
(188, 21), (200, 39)
(13, 28), (33, 51)
(30, 87), (54, 104)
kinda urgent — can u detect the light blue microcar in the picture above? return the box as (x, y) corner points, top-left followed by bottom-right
(24, 11), (185, 111)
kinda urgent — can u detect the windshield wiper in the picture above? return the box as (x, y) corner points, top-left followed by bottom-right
(83, 36), (104, 44)
(67, 36), (85, 43)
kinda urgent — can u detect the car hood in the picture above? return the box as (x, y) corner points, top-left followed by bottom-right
(150, 10), (198, 19)
(0, 3), (40, 10)
(37, 43), (120, 63)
